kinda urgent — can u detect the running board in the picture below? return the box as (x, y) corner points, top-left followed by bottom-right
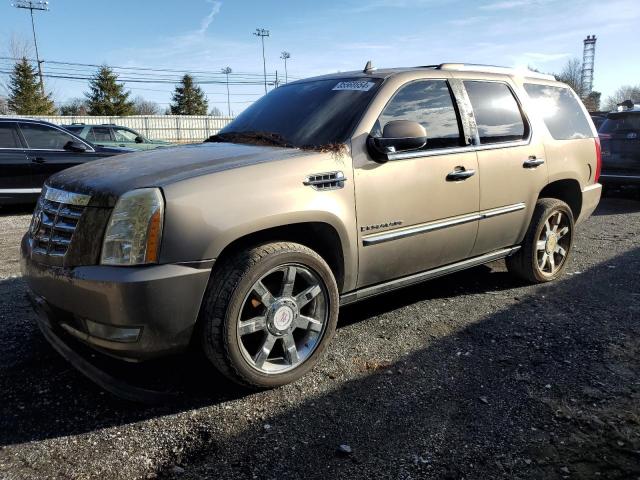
(339, 246), (520, 306)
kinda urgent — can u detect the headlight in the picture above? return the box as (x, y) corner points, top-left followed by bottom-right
(100, 188), (164, 266)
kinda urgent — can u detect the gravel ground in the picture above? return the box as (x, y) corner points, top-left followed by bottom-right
(0, 194), (639, 480)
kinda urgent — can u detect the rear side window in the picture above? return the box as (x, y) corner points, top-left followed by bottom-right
(599, 113), (640, 135)
(64, 126), (84, 134)
(524, 84), (593, 140)
(0, 123), (22, 148)
(90, 127), (113, 142)
(373, 79), (463, 150)
(464, 81), (527, 144)
(19, 123), (76, 149)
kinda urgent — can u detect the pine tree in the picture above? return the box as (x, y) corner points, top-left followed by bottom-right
(85, 66), (134, 116)
(7, 57), (55, 115)
(170, 74), (208, 115)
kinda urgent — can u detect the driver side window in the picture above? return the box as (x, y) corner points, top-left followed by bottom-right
(373, 80), (464, 150)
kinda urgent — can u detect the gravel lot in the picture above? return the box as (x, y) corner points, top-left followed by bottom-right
(1, 194), (639, 480)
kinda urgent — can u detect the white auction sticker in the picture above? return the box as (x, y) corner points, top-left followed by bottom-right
(332, 81), (376, 92)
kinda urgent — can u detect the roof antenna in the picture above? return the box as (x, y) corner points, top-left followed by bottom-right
(363, 60), (374, 74)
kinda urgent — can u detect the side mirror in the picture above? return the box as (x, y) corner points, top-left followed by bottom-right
(135, 136), (144, 144)
(366, 120), (427, 163)
(63, 140), (88, 153)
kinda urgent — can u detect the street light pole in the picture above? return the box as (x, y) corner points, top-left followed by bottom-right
(12, 0), (49, 95)
(221, 67), (232, 116)
(280, 51), (290, 84)
(253, 28), (270, 94)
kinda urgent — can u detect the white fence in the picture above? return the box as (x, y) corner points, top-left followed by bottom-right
(3, 115), (235, 143)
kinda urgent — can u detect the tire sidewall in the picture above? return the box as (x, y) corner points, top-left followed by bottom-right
(530, 202), (574, 282)
(221, 246), (339, 388)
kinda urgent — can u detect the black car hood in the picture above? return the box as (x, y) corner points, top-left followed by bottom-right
(47, 142), (311, 207)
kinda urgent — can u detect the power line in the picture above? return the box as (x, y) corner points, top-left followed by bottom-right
(11, 0), (49, 94)
(253, 28), (270, 94)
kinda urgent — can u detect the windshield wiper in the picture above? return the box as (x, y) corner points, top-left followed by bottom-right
(206, 131), (294, 148)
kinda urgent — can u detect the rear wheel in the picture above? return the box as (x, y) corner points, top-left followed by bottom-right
(506, 198), (574, 283)
(199, 242), (339, 388)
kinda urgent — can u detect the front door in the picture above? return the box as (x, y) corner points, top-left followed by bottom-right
(0, 122), (33, 202)
(18, 122), (97, 187)
(353, 79), (480, 288)
(457, 79), (548, 256)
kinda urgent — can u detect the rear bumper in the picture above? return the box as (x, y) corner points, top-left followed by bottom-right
(576, 183), (602, 225)
(21, 234), (212, 361)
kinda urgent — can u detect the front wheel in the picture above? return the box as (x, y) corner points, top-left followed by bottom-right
(199, 242), (339, 389)
(506, 198), (574, 283)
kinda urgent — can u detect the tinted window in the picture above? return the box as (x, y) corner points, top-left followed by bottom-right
(221, 78), (382, 147)
(524, 84), (593, 140)
(0, 123), (22, 148)
(90, 127), (113, 142)
(19, 123), (76, 150)
(373, 80), (463, 150)
(599, 113), (640, 135)
(464, 81), (527, 144)
(64, 126), (84, 134)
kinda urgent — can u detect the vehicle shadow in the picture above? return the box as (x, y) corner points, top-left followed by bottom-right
(0, 261), (523, 448)
(1, 248), (639, 477)
(157, 247), (640, 479)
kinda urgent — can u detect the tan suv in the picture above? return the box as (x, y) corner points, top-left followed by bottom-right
(21, 63), (602, 394)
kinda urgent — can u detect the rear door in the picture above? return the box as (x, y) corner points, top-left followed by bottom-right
(18, 122), (98, 187)
(456, 79), (547, 255)
(0, 121), (34, 201)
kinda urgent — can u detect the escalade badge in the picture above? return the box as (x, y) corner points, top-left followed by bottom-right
(361, 220), (403, 232)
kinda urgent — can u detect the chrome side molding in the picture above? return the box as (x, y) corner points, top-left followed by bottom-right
(362, 203), (526, 246)
(340, 246), (521, 306)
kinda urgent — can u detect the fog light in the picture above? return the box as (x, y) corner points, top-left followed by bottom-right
(84, 319), (142, 343)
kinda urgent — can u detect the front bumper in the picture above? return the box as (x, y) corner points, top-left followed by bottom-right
(21, 234), (212, 361)
(576, 183), (602, 225)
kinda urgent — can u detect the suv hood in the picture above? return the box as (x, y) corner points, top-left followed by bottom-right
(47, 142), (312, 207)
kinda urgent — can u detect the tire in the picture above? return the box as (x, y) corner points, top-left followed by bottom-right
(506, 198), (574, 283)
(199, 242), (339, 389)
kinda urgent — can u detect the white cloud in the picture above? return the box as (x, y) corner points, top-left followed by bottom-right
(197, 1), (222, 35)
(449, 16), (488, 26)
(480, 0), (552, 10)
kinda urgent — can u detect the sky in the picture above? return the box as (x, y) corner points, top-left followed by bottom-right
(1, 0), (638, 115)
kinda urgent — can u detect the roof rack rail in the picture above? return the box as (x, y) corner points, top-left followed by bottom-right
(418, 63), (555, 80)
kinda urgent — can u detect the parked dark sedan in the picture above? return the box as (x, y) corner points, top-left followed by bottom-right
(599, 102), (640, 187)
(0, 118), (133, 205)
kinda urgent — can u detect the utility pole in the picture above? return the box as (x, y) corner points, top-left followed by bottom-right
(221, 66), (232, 116)
(280, 51), (290, 84)
(253, 28), (269, 94)
(581, 35), (597, 98)
(12, 0), (49, 95)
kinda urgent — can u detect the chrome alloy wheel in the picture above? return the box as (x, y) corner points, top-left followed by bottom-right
(236, 264), (329, 374)
(536, 210), (571, 275)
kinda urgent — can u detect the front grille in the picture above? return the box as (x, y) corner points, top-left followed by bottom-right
(30, 187), (91, 258)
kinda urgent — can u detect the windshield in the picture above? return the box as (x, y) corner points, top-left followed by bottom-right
(600, 113), (640, 135)
(217, 78), (383, 148)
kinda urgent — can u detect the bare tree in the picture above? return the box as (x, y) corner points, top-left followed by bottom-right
(603, 85), (640, 111)
(132, 96), (160, 115)
(59, 97), (89, 116)
(554, 57), (584, 97)
(209, 106), (223, 116)
(0, 96), (10, 114)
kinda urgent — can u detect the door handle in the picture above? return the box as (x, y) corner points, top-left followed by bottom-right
(523, 156), (545, 168)
(29, 157), (46, 164)
(446, 167), (476, 181)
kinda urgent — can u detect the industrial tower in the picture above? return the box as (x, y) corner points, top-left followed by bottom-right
(581, 35), (597, 97)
